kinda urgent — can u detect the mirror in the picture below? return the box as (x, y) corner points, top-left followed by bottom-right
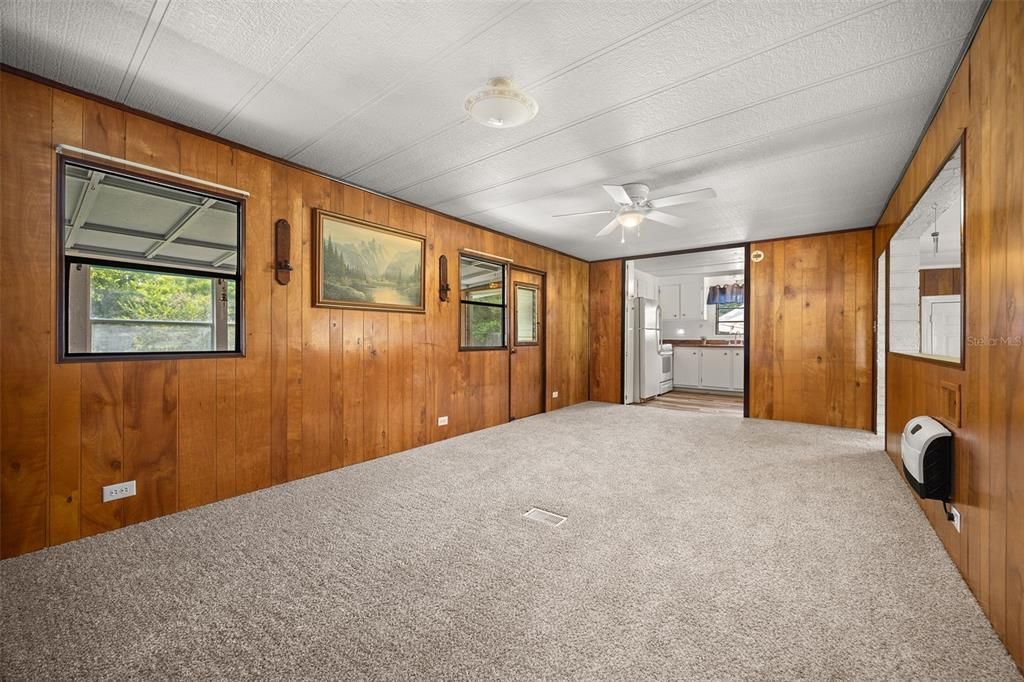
(888, 141), (963, 364)
(59, 157), (244, 359)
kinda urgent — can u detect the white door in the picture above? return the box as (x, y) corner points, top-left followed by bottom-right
(673, 348), (700, 386)
(922, 296), (961, 358)
(731, 349), (744, 390)
(700, 349), (732, 389)
(876, 252), (886, 436)
(658, 284), (681, 320)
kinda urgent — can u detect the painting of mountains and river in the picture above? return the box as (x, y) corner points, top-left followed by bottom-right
(315, 210), (425, 312)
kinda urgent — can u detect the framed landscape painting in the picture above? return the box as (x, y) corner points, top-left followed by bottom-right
(313, 209), (425, 313)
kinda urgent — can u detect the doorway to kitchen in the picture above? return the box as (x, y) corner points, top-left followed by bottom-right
(623, 246), (746, 415)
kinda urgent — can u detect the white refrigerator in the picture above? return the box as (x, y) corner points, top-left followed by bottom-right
(637, 297), (670, 400)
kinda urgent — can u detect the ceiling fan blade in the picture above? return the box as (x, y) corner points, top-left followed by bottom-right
(646, 210), (686, 228)
(602, 184), (632, 205)
(552, 209), (614, 218)
(648, 187), (717, 209)
(595, 217), (621, 238)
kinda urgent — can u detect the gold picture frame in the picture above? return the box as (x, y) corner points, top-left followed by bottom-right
(313, 209), (426, 313)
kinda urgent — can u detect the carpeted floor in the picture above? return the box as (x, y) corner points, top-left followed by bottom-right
(1, 403), (1019, 680)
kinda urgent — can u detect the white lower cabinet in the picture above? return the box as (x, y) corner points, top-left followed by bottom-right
(672, 346), (744, 391)
(731, 349), (744, 390)
(673, 348), (700, 386)
(699, 349), (732, 389)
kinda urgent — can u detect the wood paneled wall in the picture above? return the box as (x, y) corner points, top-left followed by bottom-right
(0, 71), (590, 559)
(920, 267), (963, 298)
(747, 230), (875, 430)
(586, 233), (874, 427)
(588, 260), (623, 403)
(874, 1), (1024, 668)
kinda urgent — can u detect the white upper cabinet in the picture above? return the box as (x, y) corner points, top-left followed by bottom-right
(679, 275), (707, 320)
(658, 284), (681, 320)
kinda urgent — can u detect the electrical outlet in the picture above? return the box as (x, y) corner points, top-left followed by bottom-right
(551, 391), (559, 399)
(437, 416), (448, 426)
(950, 505), (961, 532)
(102, 480), (136, 503)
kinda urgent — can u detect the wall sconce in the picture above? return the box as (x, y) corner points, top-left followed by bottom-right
(439, 254), (451, 302)
(274, 218), (292, 285)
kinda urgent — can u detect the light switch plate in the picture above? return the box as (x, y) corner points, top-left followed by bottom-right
(437, 416), (448, 426)
(102, 480), (136, 503)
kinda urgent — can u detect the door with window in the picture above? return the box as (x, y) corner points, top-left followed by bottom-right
(510, 269), (544, 419)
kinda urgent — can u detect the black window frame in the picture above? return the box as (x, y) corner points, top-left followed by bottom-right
(715, 301), (744, 336)
(458, 253), (507, 351)
(56, 154), (246, 363)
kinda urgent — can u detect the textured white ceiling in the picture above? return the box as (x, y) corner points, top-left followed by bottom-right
(0, 0), (982, 260)
(634, 247), (745, 277)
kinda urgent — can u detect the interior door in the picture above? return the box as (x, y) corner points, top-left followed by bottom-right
(922, 296), (962, 358)
(510, 269), (544, 419)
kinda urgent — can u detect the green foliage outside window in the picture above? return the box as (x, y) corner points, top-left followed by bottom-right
(90, 266), (212, 321)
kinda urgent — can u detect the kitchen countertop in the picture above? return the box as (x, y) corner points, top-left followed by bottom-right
(664, 339), (745, 348)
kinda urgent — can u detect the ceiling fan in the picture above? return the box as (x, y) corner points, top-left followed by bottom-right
(554, 183), (716, 241)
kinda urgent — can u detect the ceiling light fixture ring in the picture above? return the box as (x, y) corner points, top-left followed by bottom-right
(464, 77), (539, 129)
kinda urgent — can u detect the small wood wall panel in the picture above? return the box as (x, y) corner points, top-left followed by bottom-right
(588, 260), (623, 404)
(874, 1), (1024, 669)
(747, 230), (874, 430)
(0, 72), (590, 558)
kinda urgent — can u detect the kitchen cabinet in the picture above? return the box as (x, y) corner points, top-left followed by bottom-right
(679, 276), (706, 320)
(672, 346), (744, 391)
(699, 348), (733, 389)
(731, 349), (744, 390)
(673, 348), (700, 386)
(658, 284), (680, 320)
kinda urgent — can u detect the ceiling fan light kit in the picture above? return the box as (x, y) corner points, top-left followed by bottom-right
(555, 182), (717, 241)
(464, 77), (539, 129)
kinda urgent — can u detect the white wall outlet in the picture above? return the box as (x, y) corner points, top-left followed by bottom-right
(437, 416), (448, 426)
(551, 391), (559, 399)
(950, 505), (961, 533)
(102, 480), (136, 503)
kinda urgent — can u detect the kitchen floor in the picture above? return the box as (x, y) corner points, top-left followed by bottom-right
(641, 389), (744, 416)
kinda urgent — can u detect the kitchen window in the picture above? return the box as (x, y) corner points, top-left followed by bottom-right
(715, 301), (744, 335)
(459, 254), (506, 349)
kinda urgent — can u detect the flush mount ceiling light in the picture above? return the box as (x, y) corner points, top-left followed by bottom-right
(464, 77), (538, 129)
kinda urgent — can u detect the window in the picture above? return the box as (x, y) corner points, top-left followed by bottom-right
(459, 254), (506, 349)
(888, 140), (964, 365)
(715, 301), (744, 335)
(59, 156), (244, 360)
(514, 283), (539, 345)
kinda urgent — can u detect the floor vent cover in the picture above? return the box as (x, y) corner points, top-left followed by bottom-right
(524, 507), (566, 527)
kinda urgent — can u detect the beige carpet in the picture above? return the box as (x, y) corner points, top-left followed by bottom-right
(1, 403), (1019, 680)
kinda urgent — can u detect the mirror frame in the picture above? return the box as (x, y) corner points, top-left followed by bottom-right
(55, 153), (246, 363)
(886, 131), (966, 369)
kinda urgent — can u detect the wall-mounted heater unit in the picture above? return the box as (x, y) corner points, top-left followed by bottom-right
(901, 416), (953, 500)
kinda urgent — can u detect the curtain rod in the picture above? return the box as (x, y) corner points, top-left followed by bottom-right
(55, 144), (250, 198)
